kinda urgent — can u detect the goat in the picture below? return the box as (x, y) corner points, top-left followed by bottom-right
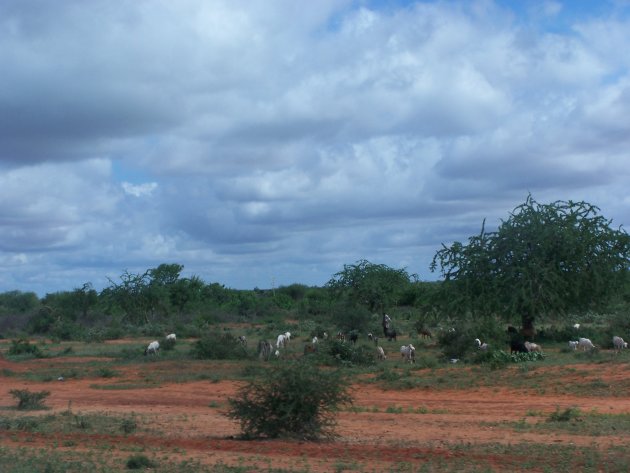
(311, 336), (318, 344)
(474, 338), (488, 351)
(238, 335), (247, 347)
(509, 339), (528, 354)
(384, 328), (397, 342)
(373, 336), (379, 346)
(284, 332), (291, 343)
(276, 333), (288, 349)
(166, 333), (176, 341)
(258, 340), (272, 361)
(613, 336), (627, 353)
(524, 341), (542, 353)
(336, 331), (346, 342)
(144, 340), (160, 356)
(418, 328), (433, 339)
(578, 337), (596, 351)
(349, 333), (358, 344)
(573, 323), (581, 329)
(376, 346), (386, 360)
(367, 332), (373, 341)
(568, 340), (579, 350)
(400, 344), (416, 363)
(323, 332), (328, 340)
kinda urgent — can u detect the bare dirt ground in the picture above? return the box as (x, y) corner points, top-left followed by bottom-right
(2, 354), (630, 472)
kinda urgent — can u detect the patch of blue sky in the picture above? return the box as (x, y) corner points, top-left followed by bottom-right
(112, 160), (153, 186)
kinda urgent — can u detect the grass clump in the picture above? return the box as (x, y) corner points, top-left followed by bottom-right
(548, 406), (581, 422)
(9, 389), (51, 410)
(227, 360), (352, 440)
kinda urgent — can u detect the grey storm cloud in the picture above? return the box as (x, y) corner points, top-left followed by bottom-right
(1, 0), (630, 295)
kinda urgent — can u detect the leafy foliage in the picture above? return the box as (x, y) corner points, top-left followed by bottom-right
(10, 389), (51, 410)
(191, 332), (249, 360)
(326, 259), (415, 313)
(8, 338), (45, 358)
(227, 361), (352, 440)
(431, 195), (630, 330)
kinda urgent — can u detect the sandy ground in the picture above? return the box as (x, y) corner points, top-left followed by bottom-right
(1, 354), (630, 471)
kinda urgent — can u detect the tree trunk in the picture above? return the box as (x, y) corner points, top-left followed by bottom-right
(521, 312), (536, 341)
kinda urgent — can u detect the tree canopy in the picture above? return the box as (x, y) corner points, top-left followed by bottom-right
(326, 259), (414, 314)
(430, 195), (630, 331)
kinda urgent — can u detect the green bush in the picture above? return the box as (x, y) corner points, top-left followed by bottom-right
(8, 338), (45, 358)
(126, 454), (156, 469)
(227, 361), (352, 440)
(548, 406), (581, 422)
(191, 332), (249, 360)
(10, 389), (51, 410)
(318, 339), (375, 366)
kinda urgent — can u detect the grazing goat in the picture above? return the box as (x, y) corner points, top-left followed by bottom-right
(258, 340), (272, 361)
(276, 333), (288, 349)
(524, 341), (542, 353)
(238, 335), (247, 347)
(166, 333), (176, 341)
(568, 340), (579, 350)
(578, 337), (596, 351)
(613, 336), (627, 353)
(573, 323), (581, 329)
(418, 328), (433, 339)
(475, 338), (488, 351)
(384, 328), (397, 342)
(284, 332), (291, 343)
(376, 346), (386, 360)
(367, 333), (373, 341)
(510, 339), (528, 354)
(144, 340), (160, 356)
(312, 336), (318, 344)
(400, 344), (416, 363)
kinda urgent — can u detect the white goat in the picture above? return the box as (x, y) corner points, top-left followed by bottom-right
(144, 340), (160, 356)
(238, 335), (247, 346)
(578, 337), (596, 351)
(284, 331), (291, 343)
(166, 333), (176, 341)
(613, 336), (628, 353)
(400, 344), (416, 363)
(524, 341), (542, 353)
(276, 333), (288, 349)
(474, 338), (488, 351)
(573, 323), (580, 329)
(311, 336), (318, 344)
(376, 346), (386, 360)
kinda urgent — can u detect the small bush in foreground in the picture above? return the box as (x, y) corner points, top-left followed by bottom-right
(227, 360), (352, 440)
(126, 454), (156, 469)
(10, 389), (51, 410)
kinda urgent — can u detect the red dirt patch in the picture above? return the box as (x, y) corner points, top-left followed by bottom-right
(2, 355), (630, 471)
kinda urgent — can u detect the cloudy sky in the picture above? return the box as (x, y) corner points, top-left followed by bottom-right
(1, 0), (630, 296)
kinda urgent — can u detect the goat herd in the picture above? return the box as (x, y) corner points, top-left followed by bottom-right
(141, 318), (630, 363)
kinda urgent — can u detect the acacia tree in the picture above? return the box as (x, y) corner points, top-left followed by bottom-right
(430, 195), (630, 333)
(326, 259), (415, 314)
